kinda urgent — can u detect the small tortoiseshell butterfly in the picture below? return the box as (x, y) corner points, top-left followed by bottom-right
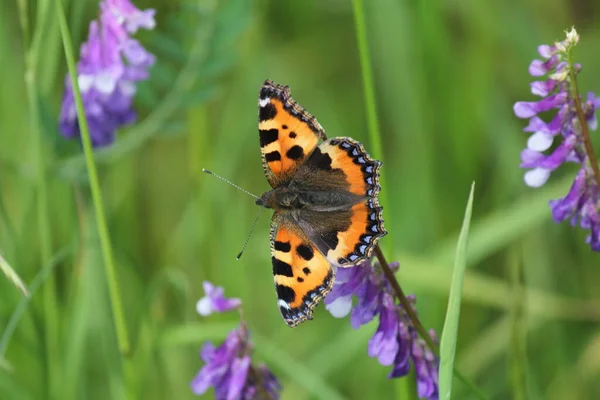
(256, 80), (387, 327)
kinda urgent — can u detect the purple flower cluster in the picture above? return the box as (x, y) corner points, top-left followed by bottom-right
(59, 0), (156, 147)
(191, 282), (281, 399)
(325, 260), (439, 400)
(514, 28), (600, 251)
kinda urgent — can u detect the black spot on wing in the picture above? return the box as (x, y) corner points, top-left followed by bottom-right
(322, 231), (339, 251)
(259, 129), (279, 147)
(303, 267), (311, 275)
(282, 124), (288, 129)
(289, 132), (297, 138)
(297, 277), (304, 282)
(259, 102), (277, 121)
(265, 151), (281, 162)
(274, 241), (291, 252)
(296, 244), (314, 261)
(276, 284), (296, 303)
(305, 147), (332, 171)
(272, 257), (294, 277)
(286, 145), (304, 160)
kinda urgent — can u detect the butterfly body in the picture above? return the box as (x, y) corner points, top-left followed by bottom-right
(257, 80), (387, 327)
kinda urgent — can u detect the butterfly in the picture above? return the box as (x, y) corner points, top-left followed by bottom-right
(256, 80), (387, 327)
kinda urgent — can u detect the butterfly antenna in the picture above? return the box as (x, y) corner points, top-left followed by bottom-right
(236, 208), (264, 260)
(202, 169), (260, 200)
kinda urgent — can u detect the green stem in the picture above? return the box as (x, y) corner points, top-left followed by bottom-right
(352, 0), (383, 159)
(375, 246), (488, 400)
(508, 249), (527, 400)
(567, 52), (600, 190)
(54, 0), (130, 355)
(18, 0), (60, 395)
(352, 0), (390, 225)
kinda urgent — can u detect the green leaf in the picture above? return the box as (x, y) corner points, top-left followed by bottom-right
(440, 182), (475, 399)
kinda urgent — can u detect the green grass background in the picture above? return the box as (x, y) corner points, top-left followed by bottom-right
(1, 0), (600, 399)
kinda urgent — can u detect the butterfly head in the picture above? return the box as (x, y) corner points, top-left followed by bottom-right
(256, 188), (303, 211)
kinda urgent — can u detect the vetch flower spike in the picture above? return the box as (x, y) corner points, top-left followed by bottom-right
(325, 259), (440, 399)
(191, 281), (281, 399)
(59, 0), (155, 147)
(514, 27), (600, 251)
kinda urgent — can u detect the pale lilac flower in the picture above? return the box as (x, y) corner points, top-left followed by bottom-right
(59, 0), (155, 147)
(325, 260), (439, 399)
(196, 281), (241, 316)
(514, 27), (600, 251)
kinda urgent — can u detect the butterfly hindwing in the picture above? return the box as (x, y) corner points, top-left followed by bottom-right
(270, 214), (334, 327)
(258, 80), (326, 188)
(296, 137), (386, 266)
(313, 137), (383, 198)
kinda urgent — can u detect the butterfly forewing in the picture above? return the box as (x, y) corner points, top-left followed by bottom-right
(258, 80), (326, 188)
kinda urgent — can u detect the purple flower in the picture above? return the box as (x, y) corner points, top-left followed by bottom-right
(325, 259), (439, 398)
(196, 281), (241, 316)
(191, 282), (281, 399)
(367, 292), (399, 366)
(514, 27), (600, 251)
(549, 168), (600, 250)
(191, 327), (281, 399)
(191, 327), (249, 399)
(412, 331), (439, 400)
(242, 364), (282, 400)
(59, 0), (155, 147)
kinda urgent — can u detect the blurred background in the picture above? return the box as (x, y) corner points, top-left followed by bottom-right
(1, 0), (600, 399)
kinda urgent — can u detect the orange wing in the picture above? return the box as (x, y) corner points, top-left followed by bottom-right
(299, 137), (387, 267)
(270, 215), (334, 327)
(258, 80), (326, 188)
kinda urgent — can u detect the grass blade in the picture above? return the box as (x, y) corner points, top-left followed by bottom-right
(0, 246), (73, 359)
(54, 0), (129, 355)
(440, 182), (475, 399)
(0, 253), (28, 297)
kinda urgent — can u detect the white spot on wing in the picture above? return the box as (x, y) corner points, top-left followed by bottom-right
(259, 98), (269, 107)
(278, 300), (291, 310)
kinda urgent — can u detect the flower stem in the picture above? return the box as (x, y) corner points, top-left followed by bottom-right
(352, 0), (390, 231)
(374, 244), (489, 400)
(18, 0), (59, 395)
(54, 0), (130, 355)
(374, 245), (436, 350)
(567, 53), (600, 190)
